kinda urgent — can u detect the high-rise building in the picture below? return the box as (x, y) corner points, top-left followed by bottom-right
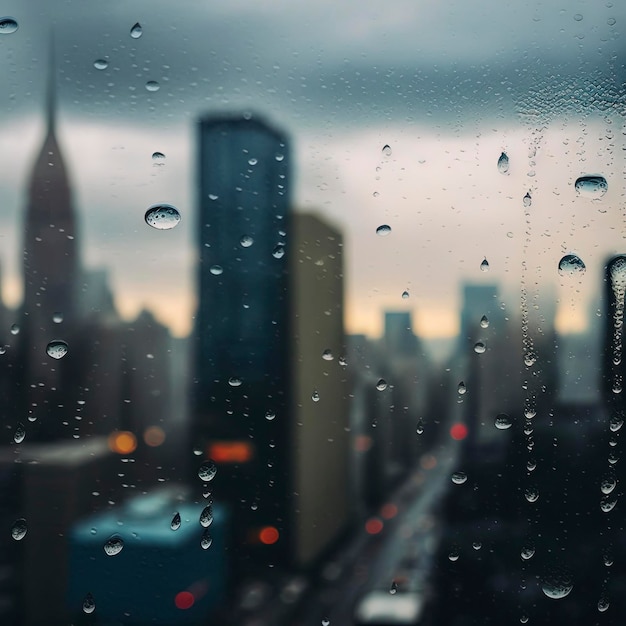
(192, 114), (349, 571)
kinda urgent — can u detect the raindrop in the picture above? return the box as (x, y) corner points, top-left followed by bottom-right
(265, 410), (276, 421)
(401, 290), (409, 299)
(199, 505), (213, 528)
(608, 451), (619, 465)
(523, 191), (532, 207)
(558, 254), (586, 276)
(495, 414), (512, 430)
(598, 595), (610, 612)
(312, 390), (320, 402)
(376, 379), (387, 391)
(338, 356), (347, 368)
(524, 487), (539, 503)
(607, 17), (616, 26)
(389, 580), (398, 594)
(93, 59), (108, 70)
(10, 324), (19, 335)
(457, 381), (467, 395)
(198, 460), (217, 482)
(170, 512), (181, 531)
(603, 552), (613, 567)
(130, 22), (143, 39)
(82, 593), (96, 614)
(151, 151), (165, 162)
(473, 342), (486, 354)
(472, 541), (482, 551)
(210, 265), (223, 276)
(52, 312), (63, 323)
(272, 245), (285, 259)
(451, 471), (467, 485)
(573, 13), (583, 21)
(541, 568), (573, 599)
(145, 80), (160, 92)
(144, 204), (181, 230)
(520, 616), (529, 624)
(10, 518), (27, 541)
(322, 349), (334, 361)
(0, 18), (18, 34)
(448, 549), (460, 562)
(601, 476), (616, 495)
(322, 620), (330, 626)
(416, 419), (424, 435)
(376, 224), (391, 236)
(46, 340), (68, 360)
(609, 415), (623, 432)
(600, 497), (617, 513)
(200, 530), (212, 550)
(275, 153), (284, 162)
(103, 536), (124, 556)
(247, 157), (258, 166)
(524, 407), (536, 419)
(497, 152), (510, 174)
(480, 258), (490, 272)
(524, 353), (537, 367)
(382, 144), (392, 156)
(480, 315), (489, 328)
(574, 174), (608, 198)
(240, 235), (254, 248)
(13, 423), (25, 444)
(521, 544), (535, 561)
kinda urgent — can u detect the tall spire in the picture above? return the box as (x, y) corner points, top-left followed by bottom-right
(46, 30), (56, 135)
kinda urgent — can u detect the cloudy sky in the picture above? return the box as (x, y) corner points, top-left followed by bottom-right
(0, 0), (624, 339)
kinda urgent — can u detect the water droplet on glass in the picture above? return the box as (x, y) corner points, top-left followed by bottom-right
(201, 530), (212, 550)
(14, 423), (25, 444)
(240, 235), (254, 248)
(573, 13), (583, 21)
(376, 224), (391, 236)
(130, 22), (143, 39)
(480, 315), (489, 328)
(495, 414), (512, 430)
(312, 390), (320, 402)
(608, 451), (619, 465)
(473, 342), (486, 354)
(524, 487), (539, 503)
(574, 174), (608, 198)
(0, 18), (18, 34)
(601, 476), (616, 495)
(520, 544), (535, 560)
(524, 353), (537, 367)
(598, 595), (610, 612)
(151, 151), (165, 162)
(199, 505), (213, 528)
(609, 415), (623, 432)
(401, 290), (409, 299)
(480, 258), (489, 272)
(272, 245), (285, 259)
(382, 144), (392, 156)
(265, 410), (276, 421)
(82, 593), (96, 614)
(11, 518), (27, 541)
(170, 512), (181, 531)
(226, 377), (241, 388)
(46, 340), (68, 360)
(338, 356), (347, 368)
(600, 497), (617, 513)
(322, 620), (330, 626)
(451, 471), (467, 485)
(145, 80), (160, 92)
(523, 192), (532, 207)
(472, 541), (482, 550)
(144, 204), (181, 230)
(275, 153), (284, 162)
(93, 59), (108, 71)
(198, 460), (217, 482)
(52, 312), (63, 324)
(497, 152), (510, 174)
(209, 265), (223, 276)
(416, 419), (424, 435)
(607, 17), (616, 26)
(247, 157), (258, 166)
(10, 324), (19, 335)
(520, 615), (529, 624)
(389, 580), (398, 594)
(103, 536), (124, 556)
(322, 349), (334, 361)
(457, 381), (467, 395)
(558, 254), (586, 276)
(541, 568), (573, 599)
(376, 379), (387, 391)
(448, 549), (460, 562)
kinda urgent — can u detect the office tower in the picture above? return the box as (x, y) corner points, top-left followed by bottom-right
(193, 114), (349, 570)
(19, 49), (80, 435)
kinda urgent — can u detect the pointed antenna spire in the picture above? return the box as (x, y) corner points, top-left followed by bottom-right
(46, 30), (56, 135)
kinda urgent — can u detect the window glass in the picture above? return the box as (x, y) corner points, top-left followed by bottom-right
(0, 1), (624, 625)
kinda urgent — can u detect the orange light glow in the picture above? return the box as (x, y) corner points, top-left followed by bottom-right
(420, 454), (437, 470)
(259, 526), (280, 545)
(355, 435), (373, 452)
(208, 441), (254, 463)
(450, 423), (468, 440)
(174, 591), (194, 610)
(108, 431), (137, 455)
(144, 426), (166, 447)
(365, 517), (384, 535)
(380, 503), (398, 520)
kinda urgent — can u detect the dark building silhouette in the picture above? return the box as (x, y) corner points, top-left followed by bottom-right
(192, 114), (350, 572)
